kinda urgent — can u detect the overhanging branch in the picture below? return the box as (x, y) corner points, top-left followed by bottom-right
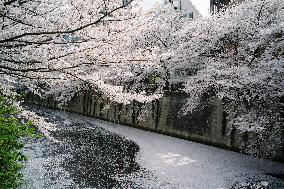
(0, 0), (134, 43)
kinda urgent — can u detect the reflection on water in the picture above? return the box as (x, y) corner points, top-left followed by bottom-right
(157, 153), (196, 166)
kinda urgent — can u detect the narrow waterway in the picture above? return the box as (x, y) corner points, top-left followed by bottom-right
(19, 106), (284, 189)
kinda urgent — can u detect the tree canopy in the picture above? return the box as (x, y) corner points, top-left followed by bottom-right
(1, 0), (283, 158)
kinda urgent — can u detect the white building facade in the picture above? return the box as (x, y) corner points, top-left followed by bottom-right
(164, 0), (201, 19)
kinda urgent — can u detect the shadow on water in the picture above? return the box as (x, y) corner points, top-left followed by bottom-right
(52, 125), (140, 188)
(265, 173), (284, 180)
(229, 178), (284, 189)
(27, 106), (141, 188)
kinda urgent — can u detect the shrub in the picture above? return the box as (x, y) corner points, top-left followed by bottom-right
(0, 92), (35, 189)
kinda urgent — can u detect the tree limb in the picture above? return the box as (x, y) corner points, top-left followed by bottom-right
(0, 0), (134, 43)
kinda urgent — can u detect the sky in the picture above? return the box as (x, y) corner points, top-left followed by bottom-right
(141, 0), (210, 17)
(190, 0), (210, 16)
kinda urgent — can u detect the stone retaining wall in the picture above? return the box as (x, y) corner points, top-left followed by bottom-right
(27, 91), (284, 161)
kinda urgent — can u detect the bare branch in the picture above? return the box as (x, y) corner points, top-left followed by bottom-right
(0, 64), (80, 73)
(0, 13), (35, 27)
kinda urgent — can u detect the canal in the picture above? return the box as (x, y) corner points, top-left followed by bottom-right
(19, 106), (284, 189)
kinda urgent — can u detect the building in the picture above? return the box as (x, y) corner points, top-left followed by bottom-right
(164, 0), (201, 19)
(210, 0), (243, 14)
(210, 0), (230, 14)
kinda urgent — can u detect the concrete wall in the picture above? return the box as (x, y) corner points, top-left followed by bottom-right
(27, 91), (284, 161)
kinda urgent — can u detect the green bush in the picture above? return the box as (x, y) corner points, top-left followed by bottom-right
(0, 93), (35, 189)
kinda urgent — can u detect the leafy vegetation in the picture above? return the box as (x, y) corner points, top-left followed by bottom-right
(0, 92), (35, 189)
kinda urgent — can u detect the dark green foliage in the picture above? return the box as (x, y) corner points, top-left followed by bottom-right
(0, 92), (35, 189)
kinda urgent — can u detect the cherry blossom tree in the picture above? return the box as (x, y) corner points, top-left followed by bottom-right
(1, 0), (283, 158)
(0, 0), (132, 99)
(161, 0), (284, 158)
(0, 0), (184, 141)
(1, 0), (187, 103)
(1, 0), (191, 105)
